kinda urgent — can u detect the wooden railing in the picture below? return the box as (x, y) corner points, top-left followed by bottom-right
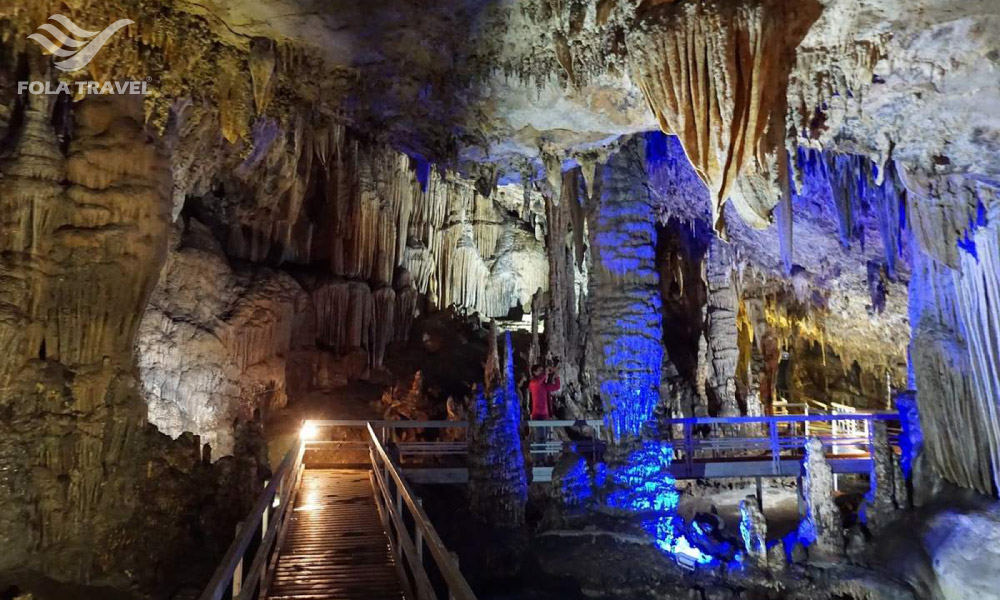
(198, 438), (305, 600)
(366, 423), (477, 600)
(200, 422), (477, 600)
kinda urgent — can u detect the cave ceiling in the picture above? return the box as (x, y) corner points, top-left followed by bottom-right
(2, 0), (996, 178)
(166, 0), (1000, 177)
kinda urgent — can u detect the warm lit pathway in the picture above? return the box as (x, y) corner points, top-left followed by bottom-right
(267, 470), (405, 600)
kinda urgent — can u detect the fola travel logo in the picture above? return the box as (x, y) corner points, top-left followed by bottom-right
(18, 14), (149, 96)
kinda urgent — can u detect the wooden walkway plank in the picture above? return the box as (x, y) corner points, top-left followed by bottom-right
(267, 469), (406, 600)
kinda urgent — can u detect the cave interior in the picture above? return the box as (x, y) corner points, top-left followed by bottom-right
(0, 1), (999, 599)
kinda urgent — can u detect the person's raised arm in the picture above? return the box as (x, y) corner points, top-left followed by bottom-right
(546, 366), (561, 392)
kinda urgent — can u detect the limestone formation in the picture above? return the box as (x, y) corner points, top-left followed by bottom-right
(628, 0), (818, 234)
(0, 94), (173, 579)
(704, 238), (741, 422)
(907, 184), (999, 495)
(468, 326), (528, 528)
(544, 168), (591, 418)
(865, 420), (898, 533)
(0, 0), (999, 596)
(585, 138), (663, 443)
(739, 495), (768, 569)
(799, 438), (844, 559)
(137, 221), (308, 454)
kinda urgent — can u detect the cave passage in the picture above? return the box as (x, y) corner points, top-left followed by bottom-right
(0, 2), (998, 600)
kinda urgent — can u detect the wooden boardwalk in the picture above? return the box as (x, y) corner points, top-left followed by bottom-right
(268, 470), (405, 600)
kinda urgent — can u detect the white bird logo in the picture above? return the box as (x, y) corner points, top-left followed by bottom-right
(27, 14), (134, 72)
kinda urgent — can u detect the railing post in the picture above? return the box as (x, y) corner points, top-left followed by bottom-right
(684, 420), (694, 474)
(769, 420), (779, 474)
(448, 552), (460, 600)
(867, 416), (875, 457)
(415, 498), (424, 563)
(232, 522), (244, 599)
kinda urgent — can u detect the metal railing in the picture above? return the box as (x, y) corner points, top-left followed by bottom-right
(303, 413), (896, 474)
(198, 439), (305, 600)
(366, 423), (477, 600)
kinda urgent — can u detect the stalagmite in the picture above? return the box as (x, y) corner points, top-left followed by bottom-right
(468, 327), (527, 527)
(865, 420), (897, 533)
(705, 238), (740, 421)
(739, 496), (768, 569)
(799, 438), (843, 558)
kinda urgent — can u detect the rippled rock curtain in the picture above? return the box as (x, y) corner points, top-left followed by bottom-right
(906, 173), (999, 496)
(954, 203), (1000, 493)
(628, 0), (819, 234)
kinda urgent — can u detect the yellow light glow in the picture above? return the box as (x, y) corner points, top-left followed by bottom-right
(301, 421), (318, 440)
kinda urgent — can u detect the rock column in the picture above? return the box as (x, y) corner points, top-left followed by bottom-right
(799, 438), (843, 558)
(586, 138), (663, 442)
(467, 326), (528, 527)
(0, 95), (170, 577)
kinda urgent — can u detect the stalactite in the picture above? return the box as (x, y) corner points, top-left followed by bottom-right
(776, 190), (794, 275)
(393, 268), (418, 342)
(824, 152), (857, 249)
(249, 37), (276, 115)
(371, 286), (396, 368)
(312, 281), (350, 352)
(346, 281), (374, 351)
(628, 0), (816, 234)
(529, 287), (542, 369)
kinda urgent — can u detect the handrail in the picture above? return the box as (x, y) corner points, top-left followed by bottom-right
(305, 414), (898, 473)
(306, 414), (895, 429)
(199, 440), (305, 600)
(365, 423), (478, 600)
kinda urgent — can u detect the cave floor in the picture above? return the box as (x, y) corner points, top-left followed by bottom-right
(0, 573), (137, 600)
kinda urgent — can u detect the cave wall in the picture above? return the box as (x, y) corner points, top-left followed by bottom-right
(906, 172), (999, 496)
(0, 93), (170, 577)
(137, 219), (311, 455)
(138, 124), (549, 454)
(0, 91), (262, 590)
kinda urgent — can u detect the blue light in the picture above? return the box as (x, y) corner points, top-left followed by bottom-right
(604, 441), (717, 567)
(410, 154), (431, 193)
(469, 332), (528, 513)
(896, 392), (923, 478)
(558, 455), (593, 506)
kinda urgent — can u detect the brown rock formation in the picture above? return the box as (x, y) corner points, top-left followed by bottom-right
(0, 94), (169, 577)
(628, 0), (820, 233)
